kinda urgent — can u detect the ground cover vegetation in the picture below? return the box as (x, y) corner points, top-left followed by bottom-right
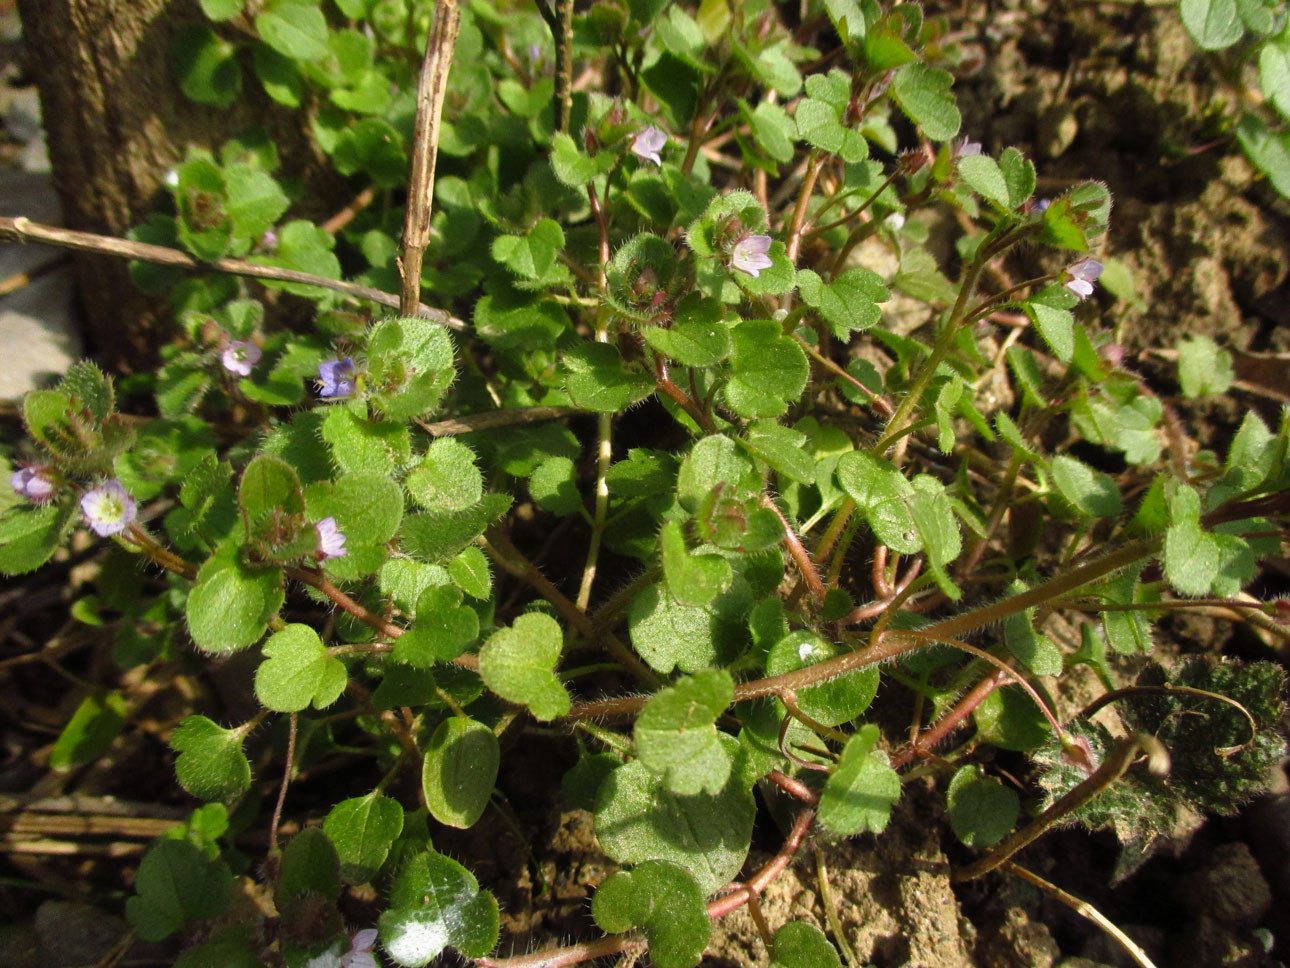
(1, 0), (1288, 966)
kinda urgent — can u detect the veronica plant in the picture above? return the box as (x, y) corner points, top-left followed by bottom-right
(2, 1), (1287, 967)
(1178, 0), (1290, 197)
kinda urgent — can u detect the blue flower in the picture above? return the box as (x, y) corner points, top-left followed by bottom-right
(631, 126), (668, 166)
(221, 341), (262, 376)
(1063, 258), (1104, 300)
(315, 517), (348, 560)
(80, 480), (137, 537)
(730, 235), (774, 278)
(11, 466), (55, 503)
(317, 358), (356, 398)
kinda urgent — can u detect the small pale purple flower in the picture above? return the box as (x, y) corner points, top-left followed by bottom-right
(630, 126), (667, 166)
(1063, 257), (1104, 300)
(11, 466), (55, 502)
(304, 929), (377, 968)
(221, 341), (262, 376)
(1033, 198), (1052, 214)
(730, 234), (774, 278)
(317, 358), (356, 399)
(953, 137), (983, 158)
(315, 517), (347, 560)
(342, 929), (378, 968)
(80, 480), (137, 537)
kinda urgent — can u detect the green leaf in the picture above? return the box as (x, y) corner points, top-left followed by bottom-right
(1177, 335), (1235, 397)
(126, 840), (233, 942)
(743, 99), (798, 164)
(174, 153), (233, 262)
(818, 724), (901, 836)
(1023, 300), (1075, 362)
(947, 765), (1019, 848)
(562, 342), (655, 413)
(50, 690), (126, 769)
(366, 316), (456, 419)
(478, 612), (570, 720)
(400, 494), (512, 562)
(1002, 581), (1065, 677)
(323, 792), (404, 883)
(491, 218), (565, 280)
(448, 546), (492, 599)
(592, 862), (710, 968)
(1237, 112), (1290, 198)
(909, 476), (962, 600)
(997, 146), (1036, 208)
(769, 921), (843, 968)
(891, 62), (961, 141)
(974, 686), (1051, 751)
(322, 408), (412, 476)
(594, 741), (755, 894)
(766, 632), (879, 727)
(253, 42), (304, 106)
(957, 153), (1011, 209)
(724, 320), (809, 418)
(635, 669), (735, 795)
(1259, 35), (1290, 120)
(795, 72), (868, 162)
(1163, 482), (1221, 596)
(743, 421), (816, 486)
(254, 623), (347, 712)
(629, 577), (753, 674)
(660, 520), (733, 607)
(394, 584), (479, 665)
(0, 502), (76, 576)
(255, 0), (329, 60)
(239, 453), (304, 524)
(529, 456), (582, 516)
(864, 24), (917, 70)
(1180, 0), (1244, 49)
(254, 218), (342, 295)
(422, 717), (499, 829)
(405, 438), (482, 513)
(306, 472), (403, 545)
(277, 826), (341, 907)
(224, 164), (288, 243)
(170, 715), (252, 801)
(1098, 566), (1153, 656)
(797, 267), (887, 338)
(173, 25), (242, 107)
(1049, 454), (1122, 518)
(550, 131), (615, 187)
(835, 451), (921, 554)
(641, 294), (731, 367)
(185, 554), (283, 654)
(379, 850), (499, 964)
(677, 434), (756, 511)
(200, 0), (242, 18)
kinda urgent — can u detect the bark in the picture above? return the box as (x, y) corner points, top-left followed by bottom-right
(17, 0), (333, 371)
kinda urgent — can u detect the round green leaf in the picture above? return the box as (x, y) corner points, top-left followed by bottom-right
(635, 669), (735, 795)
(173, 25), (242, 108)
(379, 850), (499, 965)
(592, 861), (711, 968)
(422, 717), (499, 829)
(254, 623), (348, 712)
(405, 438), (482, 512)
(170, 715), (252, 802)
(323, 792), (404, 883)
(594, 738), (755, 895)
(185, 554), (283, 654)
(478, 612), (570, 720)
(947, 765), (1019, 848)
(765, 631), (879, 727)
